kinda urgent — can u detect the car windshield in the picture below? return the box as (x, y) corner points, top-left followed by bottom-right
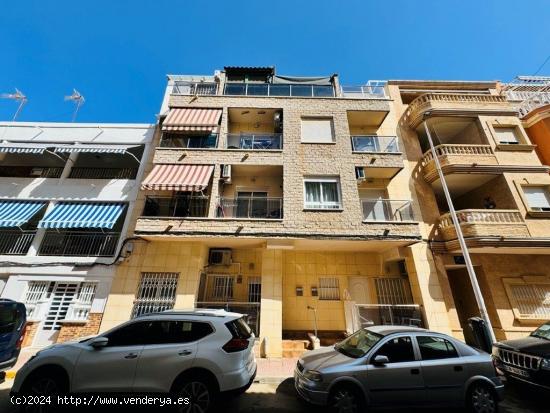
(530, 323), (550, 340)
(335, 329), (382, 358)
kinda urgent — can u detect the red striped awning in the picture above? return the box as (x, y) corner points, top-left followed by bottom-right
(141, 164), (214, 191)
(162, 108), (222, 132)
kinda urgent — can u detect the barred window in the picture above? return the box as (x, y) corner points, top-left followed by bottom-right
(248, 276), (261, 303)
(212, 276), (234, 300)
(507, 282), (550, 319)
(132, 272), (179, 318)
(77, 282), (97, 304)
(375, 278), (411, 305)
(319, 277), (340, 300)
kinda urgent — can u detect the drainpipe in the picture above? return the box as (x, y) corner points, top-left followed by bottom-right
(423, 119), (496, 343)
(307, 305), (318, 339)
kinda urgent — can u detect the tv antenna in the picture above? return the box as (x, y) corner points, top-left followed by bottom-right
(64, 89), (85, 122)
(1, 88), (28, 121)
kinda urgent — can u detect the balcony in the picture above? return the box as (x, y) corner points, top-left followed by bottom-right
(361, 199), (415, 222)
(159, 133), (218, 149)
(0, 166), (63, 178)
(172, 81), (218, 95)
(0, 230), (35, 255)
(217, 197), (283, 219)
(438, 209), (530, 241)
(226, 133), (282, 150)
(68, 167), (137, 180)
(38, 231), (120, 257)
(404, 93), (514, 129)
(351, 136), (399, 153)
(420, 144), (498, 182)
(224, 82), (334, 97)
(340, 82), (387, 99)
(142, 195), (210, 218)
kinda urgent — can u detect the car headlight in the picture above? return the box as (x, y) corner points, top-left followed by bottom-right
(491, 346), (500, 357)
(303, 370), (323, 382)
(541, 358), (550, 370)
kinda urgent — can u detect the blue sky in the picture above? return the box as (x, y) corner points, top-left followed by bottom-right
(1, 0), (549, 123)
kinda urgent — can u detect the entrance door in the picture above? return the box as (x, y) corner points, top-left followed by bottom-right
(348, 277), (370, 303)
(34, 283), (78, 346)
(446, 268), (480, 346)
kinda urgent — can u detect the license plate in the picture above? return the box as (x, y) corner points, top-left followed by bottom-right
(502, 364), (530, 378)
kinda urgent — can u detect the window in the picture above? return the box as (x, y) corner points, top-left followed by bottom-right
(143, 321), (213, 344)
(372, 336), (416, 363)
(417, 336), (458, 360)
(301, 118), (335, 143)
(304, 177), (342, 209)
(105, 321), (152, 347)
(160, 133), (218, 149)
(248, 276), (261, 303)
(212, 276), (234, 300)
(523, 186), (550, 211)
(494, 127), (519, 144)
(375, 278), (411, 305)
(131, 273), (179, 318)
(319, 277), (340, 300)
(505, 281), (550, 320)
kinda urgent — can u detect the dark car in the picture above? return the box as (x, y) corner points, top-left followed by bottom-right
(0, 299), (27, 384)
(492, 321), (550, 390)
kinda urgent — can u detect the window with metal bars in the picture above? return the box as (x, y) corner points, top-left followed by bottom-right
(131, 272), (179, 318)
(248, 276), (261, 303)
(212, 276), (234, 301)
(77, 282), (97, 304)
(507, 283), (550, 319)
(374, 278), (412, 305)
(319, 277), (340, 300)
(23, 281), (52, 318)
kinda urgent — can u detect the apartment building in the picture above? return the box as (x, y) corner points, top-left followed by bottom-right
(0, 122), (155, 346)
(389, 79), (550, 343)
(100, 66), (453, 358)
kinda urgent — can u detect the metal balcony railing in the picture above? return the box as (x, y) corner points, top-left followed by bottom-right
(142, 196), (210, 218)
(353, 304), (424, 330)
(0, 166), (64, 178)
(340, 82), (387, 99)
(226, 133), (282, 150)
(217, 197), (283, 219)
(38, 231), (120, 257)
(362, 199), (415, 222)
(351, 136), (399, 153)
(172, 81), (218, 95)
(68, 167), (138, 180)
(64, 304), (92, 321)
(196, 301), (261, 336)
(0, 230), (36, 255)
(224, 82), (334, 97)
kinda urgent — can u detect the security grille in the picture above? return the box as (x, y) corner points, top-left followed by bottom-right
(509, 284), (550, 319)
(248, 276), (261, 303)
(24, 281), (51, 318)
(77, 282), (97, 304)
(211, 276), (234, 301)
(43, 283), (79, 331)
(375, 278), (411, 305)
(319, 277), (340, 300)
(132, 272), (179, 318)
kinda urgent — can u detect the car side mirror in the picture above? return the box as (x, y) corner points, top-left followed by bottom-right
(372, 355), (389, 366)
(90, 337), (109, 349)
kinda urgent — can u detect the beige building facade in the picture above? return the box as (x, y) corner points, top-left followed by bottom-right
(100, 68), (550, 357)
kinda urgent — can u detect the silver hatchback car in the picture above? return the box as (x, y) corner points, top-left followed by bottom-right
(295, 326), (504, 413)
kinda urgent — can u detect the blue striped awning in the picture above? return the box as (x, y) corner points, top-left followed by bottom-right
(53, 145), (133, 154)
(0, 201), (46, 227)
(38, 202), (126, 229)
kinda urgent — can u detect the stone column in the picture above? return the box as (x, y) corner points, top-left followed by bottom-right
(259, 249), (283, 358)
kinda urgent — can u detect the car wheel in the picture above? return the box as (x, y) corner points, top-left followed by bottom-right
(468, 382), (498, 413)
(21, 373), (66, 413)
(176, 379), (214, 413)
(330, 385), (363, 413)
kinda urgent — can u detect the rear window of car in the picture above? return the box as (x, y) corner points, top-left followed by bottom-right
(225, 317), (252, 339)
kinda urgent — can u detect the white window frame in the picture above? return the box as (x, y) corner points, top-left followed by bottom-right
(522, 185), (550, 211)
(318, 277), (340, 300)
(303, 176), (343, 210)
(493, 126), (520, 145)
(300, 117), (335, 144)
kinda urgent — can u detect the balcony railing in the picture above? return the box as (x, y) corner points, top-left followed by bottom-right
(352, 304), (424, 330)
(340, 83), (387, 99)
(217, 197), (283, 219)
(224, 82), (334, 97)
(362, 199), (415, 222)
(226, 133), (282, 150)
(0, 166), (64, 178)
(351, 136), (399, 153)
(172, 81), (218, 95)
(196, 301), (260, 336)
(38, 231), (120, 257)
(68, 167), (137, 180)
(0, 230), (36, 255)
(421, 144), (495, 166)
(439, 209), (524, 229)
(64, 303), (92, 322)
(142, 196), (210, 218)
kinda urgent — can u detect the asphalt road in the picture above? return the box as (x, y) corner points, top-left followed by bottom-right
(0, 377), (546, 412)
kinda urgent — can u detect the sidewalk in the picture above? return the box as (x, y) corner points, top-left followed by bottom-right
(255, 357), (297, 383)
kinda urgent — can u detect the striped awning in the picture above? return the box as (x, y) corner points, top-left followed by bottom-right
(162, 108), (222, 132)
(0, 201), (46, 227)
(0, 143), (49, 154)
(141, 164), (214, 191)
(38, 202), (126, 229)
(53, 144), (134, 154)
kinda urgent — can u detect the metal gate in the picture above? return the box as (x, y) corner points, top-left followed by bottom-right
(43, 283), (79, 331)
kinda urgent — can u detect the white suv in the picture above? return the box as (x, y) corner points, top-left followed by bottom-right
(12, 309), (257, 412)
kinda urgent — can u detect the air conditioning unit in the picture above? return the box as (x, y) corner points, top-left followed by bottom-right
(273, 111), (283, 133)
(221, 164), (232, 183)
(355, 167), (366, 180)
(209, 248), (232, 265)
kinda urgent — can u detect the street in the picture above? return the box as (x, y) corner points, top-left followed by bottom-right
(0, 377), (546, 412)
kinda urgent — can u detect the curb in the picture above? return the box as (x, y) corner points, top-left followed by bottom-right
(254, 376), (292, 384)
